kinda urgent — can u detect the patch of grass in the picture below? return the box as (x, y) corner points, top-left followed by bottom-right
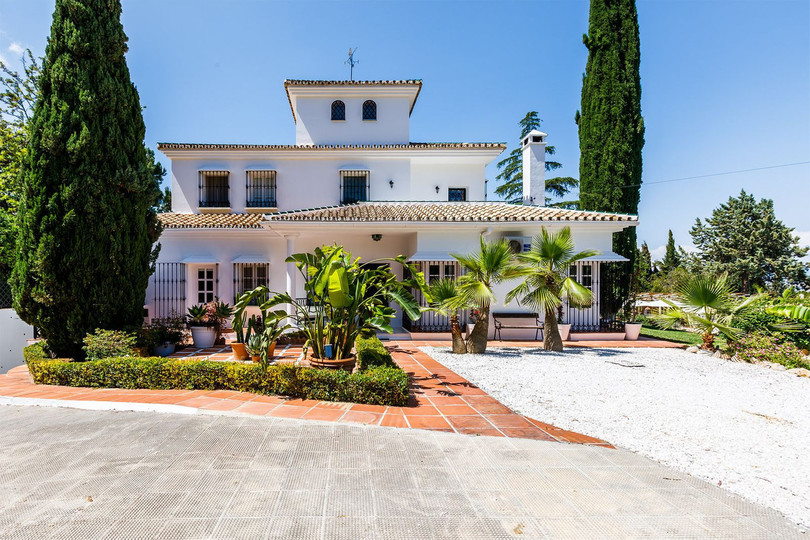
(640, 326), (728, 349)
(640, 326), (702, 345)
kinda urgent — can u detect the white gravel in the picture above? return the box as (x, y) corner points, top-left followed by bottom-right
(425, 345), (810, 527)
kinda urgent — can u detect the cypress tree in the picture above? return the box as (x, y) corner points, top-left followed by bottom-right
(576, 0), (645, 315)
(12, 0), (162, 358)
(661, 230), (681, 273)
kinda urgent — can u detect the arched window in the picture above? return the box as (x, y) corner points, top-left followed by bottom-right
(362, 100), (377, 121)
(331, 100), (345, 121)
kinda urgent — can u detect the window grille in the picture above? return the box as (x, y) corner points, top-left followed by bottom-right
(564, 261), (599, 331)
(331, 100), (345, 121)
(234, 262), (270, 304)
(197, 266), (217, 304)
(246, 170), (277, 208)
(199, 171), (230, 208)
(404, 260), (466, 332)
(581, 265), (593, 290)
(362, 100), (376, 120)
(340, 170), (369, 204)
(151, 263), (186, 320)
(448, 188), (467, 202)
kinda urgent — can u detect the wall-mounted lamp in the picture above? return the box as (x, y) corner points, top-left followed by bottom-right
(371, 234), (382, 242)
(435, 185), (440, 193)
(389, 179), (394, 189)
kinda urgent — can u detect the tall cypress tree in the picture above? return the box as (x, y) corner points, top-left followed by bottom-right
(12, 0), (162, 358)
(661, 230), (681, 273)
(577, 0), (644, 315)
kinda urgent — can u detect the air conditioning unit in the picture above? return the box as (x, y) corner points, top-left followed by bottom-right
(504, 236), (531, 254)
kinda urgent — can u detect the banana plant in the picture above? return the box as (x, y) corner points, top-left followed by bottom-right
(262, 245), (429, 360)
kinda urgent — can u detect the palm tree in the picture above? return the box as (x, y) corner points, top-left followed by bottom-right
(505, 227), (598, 351)
(653, 273), (763, 349)
(452, 237), (515, 354)
(426, 278), (470, 354)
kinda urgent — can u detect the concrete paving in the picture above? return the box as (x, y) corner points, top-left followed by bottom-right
(0, 405), (803, 539)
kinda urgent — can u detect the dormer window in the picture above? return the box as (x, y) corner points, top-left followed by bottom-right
(331, 100), (345, 121)
(362, 100), (377, 121)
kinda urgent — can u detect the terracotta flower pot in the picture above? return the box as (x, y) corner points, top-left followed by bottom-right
(558, 324), (572, 341)
(231, 342), (249, 360)
(308, 353), (356, 372)
(250, 355), (260, 363)
(267, 341), (276, 360)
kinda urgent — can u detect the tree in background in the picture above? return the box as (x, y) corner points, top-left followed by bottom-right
(660, 230), (681, 273)
(635, 241), (653, 291)
(12, 0), (163, 358)
(495, 111), (578, 206)
(576, 0), (645, 315)
(688, 190), (808, 294)
(0, 50), (40, 292)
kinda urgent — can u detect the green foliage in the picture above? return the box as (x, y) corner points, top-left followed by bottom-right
(355, 335), (398, 370)
(660, 230), (682, 273)
(732, 332), (808, 369)
(268, 246), (427, 360)
(494, 111), (578, 205)
(689, 190), (808, 294)
(11, 0), (163, 358)
(652, 273), (764, 349)
(635, 242), (653, 291)
(137, 320), (184, 352)
(82, 329), (138, 361)
(639, 326), (703, 346)
(577, 0), (645, 312)
(649, 266), (690, 294)
(0, 49), (41, 284)
(506, 227), (599, 351)
(24, 344), (409, 406)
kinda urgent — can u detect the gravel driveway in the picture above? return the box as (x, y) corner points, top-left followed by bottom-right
(425, 346), (810, 528)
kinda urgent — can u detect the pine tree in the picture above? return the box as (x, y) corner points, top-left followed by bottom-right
(576, 0), (645, 315)
(690, 190), (808, 294)
(661, 230), (681, 273)
(495, 111), (578, 205)
(12, 0), (162, 358)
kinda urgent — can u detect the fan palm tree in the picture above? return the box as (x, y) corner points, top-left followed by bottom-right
(505, 227), (599, 351)
(452, 237), (515, 354)
(426, 278), (471, 354)
(653, 273), (763, 349)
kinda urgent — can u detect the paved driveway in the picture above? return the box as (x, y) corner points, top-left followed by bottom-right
(0, 406), (802, 539)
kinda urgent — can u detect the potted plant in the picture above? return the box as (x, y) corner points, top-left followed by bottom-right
(244, 333), (265, 363)
(230, 307), (251, 360)
(557, 307), (572, 342)
(187, 299), (233, 349)
(623, 264), (643, 341)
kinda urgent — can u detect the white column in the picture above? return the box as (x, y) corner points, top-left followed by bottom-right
(284, 234), (299, 319)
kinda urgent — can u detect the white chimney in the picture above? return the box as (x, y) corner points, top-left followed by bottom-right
(521, 129), (547, 206)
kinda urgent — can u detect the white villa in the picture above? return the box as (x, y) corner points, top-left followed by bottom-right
(148, 79), (637, 338)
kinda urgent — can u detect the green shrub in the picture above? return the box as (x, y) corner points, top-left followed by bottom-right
(82, 329), (138, 360)
(23, 344), (409, 406)
(732, 332), (809, 369)
(355, 336), (398, 370)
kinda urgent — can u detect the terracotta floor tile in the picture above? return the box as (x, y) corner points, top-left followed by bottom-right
(199, 400), (243, 412)
(283, 398), (321, 407)
(427, 396), (467, 405)
(175, 397), (222, 408)
(236, 402), (279, 416)
(250, 395), (285, 404)
(457, 427), (506, 437)
(499, 427), (557, 441)
(468, 402), (514, 415)
(340, 410), (383, 425)
(379, 413), (409, 428)
(447, 415), (493, 429)
(268, 405), (312, 419)
(303, 407), (347, 422)
(349, 403), (387, 413)
(406, 416), (451, 429)
(434, 404), (478, 416)
(484, 414), (534, 429)
(403, 406), (440, 417)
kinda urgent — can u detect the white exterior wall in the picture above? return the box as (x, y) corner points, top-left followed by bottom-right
(410, 160), (487, 201)
(294, 96), (410, 146)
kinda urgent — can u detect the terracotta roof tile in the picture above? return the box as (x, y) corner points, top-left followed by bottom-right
(157, 142), (505, 151)
(158, 213), (265, 229)
(267, 202), (637, 223)
(284, 79), (422, 86)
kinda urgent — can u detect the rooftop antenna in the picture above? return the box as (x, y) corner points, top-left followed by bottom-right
(345, 47), (359, 81)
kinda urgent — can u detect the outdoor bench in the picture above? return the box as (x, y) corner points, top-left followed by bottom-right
(492, 312), (544, 341)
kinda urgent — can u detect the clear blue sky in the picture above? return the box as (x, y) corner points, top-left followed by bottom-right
(1, 0), (808, 260)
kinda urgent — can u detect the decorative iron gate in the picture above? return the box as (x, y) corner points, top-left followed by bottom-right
(151, 262), (186, 320)
(562, 261), (601, 331)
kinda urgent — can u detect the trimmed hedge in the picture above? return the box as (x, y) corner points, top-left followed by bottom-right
(24, 342), (409, 406)
(355, 336), (398, 370)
